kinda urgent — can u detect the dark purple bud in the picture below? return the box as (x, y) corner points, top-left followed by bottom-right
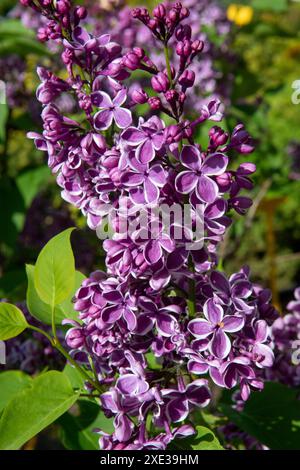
(151, 72), (170, 93)
(178, 91), (186, 104)
(209, 126), (229, 147)
(165, 89), (178, 103)
(176, 40), (191, 57)
(20, 0), (32, 5)
(175, 24), (192, 41)
(148, 18), (159, 31)
(122, 51), (141, 71)
(153, 4), (166, 19)
(148, 96), (162, 110)
(132, 89), (148, 104)
(56, 0), (70, 15)
(133, 47), (145, 59)
(163, 66), (176, 80)
(168, 8), (178, 23)
(178, 70), (195, 89)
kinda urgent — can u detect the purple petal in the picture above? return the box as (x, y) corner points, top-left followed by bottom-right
(188, 360), (209, 375)
(122, 127), (146, 145)
(210, 329), (231, 359)
(136, 139), (155, 164)
(210, 271), (230, 295)
(152, 132), (165, 150)
(180, 145), (202, 171)
(188, 319), (214, 338)
(253, 344), (274, 367)
(103, 290), (123, 303)
(157, 313), (177, 337)
(123, 308), (137, 331)
(113, 107), (132, 129)
(121, 171), (144, 187)
(175, 171), (198, 194)
(101, 304), (123, 324)
(166, 397), (189, 423)
(232, 280), (252, 299)
(92, 91), (112, 108)
(114, 414), (134, 443)
(148, 164), (166, 187)
(116, 374), (140, 395)
(196, 175), (218, 203)
(144, 239), (162, 265)
(222, 315), (245, 333)
(203, 298), (223, 324)
(254, 320), (268, 343)
(129, 187), (146, 204)
(94, 109), (113, 130)
(144, 178), (159, 204)
(113, 88), (127, 107)
(202, 153), (228, 176)
(186, 380), (211, 407)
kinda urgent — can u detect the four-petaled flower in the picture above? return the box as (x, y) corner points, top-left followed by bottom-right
(121, 116), (165, 164)
(175, 145), (228, 203)
(93, 89), (132, 130)
(188, 299), (244, 359)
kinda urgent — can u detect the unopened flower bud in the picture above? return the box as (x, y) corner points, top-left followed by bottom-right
(148, 96), (162, 110)
(132, 89), (148, 104)
(151, 72), (170, 93)
(178, 70), (195, 89)
(175, 24), (192, 41)
(153, 4), (166, 19)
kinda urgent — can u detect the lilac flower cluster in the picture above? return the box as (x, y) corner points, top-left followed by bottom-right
(23, 0), (276, 449)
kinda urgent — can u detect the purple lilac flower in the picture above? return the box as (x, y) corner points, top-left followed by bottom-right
(21, 0), (276, 450)
(93, 89), (132, 130)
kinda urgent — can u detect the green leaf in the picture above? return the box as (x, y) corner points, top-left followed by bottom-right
(171, 425), (223, 450)
(0, 303), (28, 340)
(0, 371), (79, 450)
(16, 167), (50, 208)
(34, 228), (76, 307)
(27, 265), (84, 325)
(0, 19), (35, 38)
(220, 382), (300, 450)
(0, 371), (32, 413)
(58, 270), (86, 322)
(58, 400), (113, 450)
(62, 363), (85, 391)
(0, 37), (50, 58)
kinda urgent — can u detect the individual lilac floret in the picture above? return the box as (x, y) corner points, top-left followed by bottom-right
(93, 89), (132, 130)
(175, 145), (228, 203)
(188, 299), (244, 359)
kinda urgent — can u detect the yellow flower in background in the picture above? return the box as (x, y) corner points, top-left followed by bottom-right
(227, 4), (254, 26)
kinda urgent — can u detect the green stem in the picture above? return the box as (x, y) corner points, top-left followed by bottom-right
(164, 44), (173, 86)
(27, 323), (104, 394)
